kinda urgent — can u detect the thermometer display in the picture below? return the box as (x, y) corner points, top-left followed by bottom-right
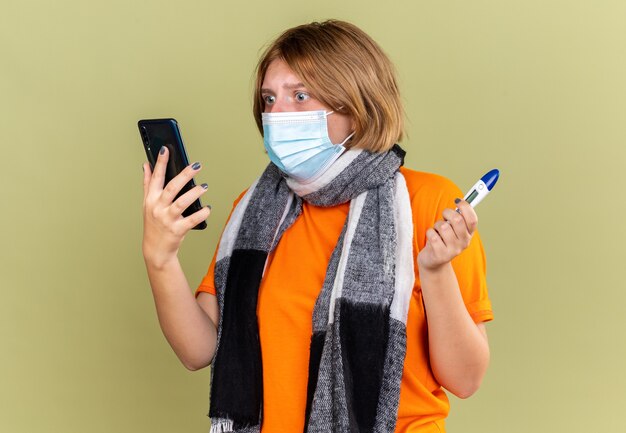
(465, 189), (479, 204)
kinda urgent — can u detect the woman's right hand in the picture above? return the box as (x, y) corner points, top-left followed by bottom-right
(142, 146), (212, 268)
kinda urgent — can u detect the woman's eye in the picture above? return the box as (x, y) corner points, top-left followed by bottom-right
(295, 92), (309, 102)
(264, 95), (276, 105)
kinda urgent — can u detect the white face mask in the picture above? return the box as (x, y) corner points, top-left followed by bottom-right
(261, 110), (354, 183)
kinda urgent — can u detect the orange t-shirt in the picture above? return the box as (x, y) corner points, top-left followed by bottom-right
(196, 167), (493, 433)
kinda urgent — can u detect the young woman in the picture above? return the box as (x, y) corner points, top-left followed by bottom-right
(142, 19), (493, 433)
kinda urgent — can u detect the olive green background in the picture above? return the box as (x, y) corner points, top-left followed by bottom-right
(1, 0), (624, 432)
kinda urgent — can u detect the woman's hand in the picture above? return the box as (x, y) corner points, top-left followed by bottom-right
(142, 146), (211, 269)
(417, 199), (477, 272)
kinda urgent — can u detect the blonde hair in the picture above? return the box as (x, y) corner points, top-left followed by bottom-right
(252, 20), (404, 153)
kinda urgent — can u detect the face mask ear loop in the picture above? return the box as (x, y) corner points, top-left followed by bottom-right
(326, 105), (347, 117)
(337, 131), (356, 147)
(327, 106), (354, 146)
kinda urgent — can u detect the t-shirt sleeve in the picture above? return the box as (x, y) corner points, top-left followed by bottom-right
(195, 249), (218, 297)
(195, 189), (249, 298)
(405, 169), (494, 324)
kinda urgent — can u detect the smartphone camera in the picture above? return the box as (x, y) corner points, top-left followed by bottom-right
(140, 126), (150, 150)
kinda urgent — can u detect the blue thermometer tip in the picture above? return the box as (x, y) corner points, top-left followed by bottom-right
(480, 169), (500, 191)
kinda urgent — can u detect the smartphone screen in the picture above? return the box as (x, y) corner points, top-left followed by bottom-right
(138, 118), (207, 230)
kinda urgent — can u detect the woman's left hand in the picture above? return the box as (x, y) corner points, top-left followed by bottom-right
(417, 199), (478, 272)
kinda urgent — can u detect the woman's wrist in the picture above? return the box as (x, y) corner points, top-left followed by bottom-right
(143, 251), (180, 273)
(417, 261), (463, 300)
(418, 260), (452, 281)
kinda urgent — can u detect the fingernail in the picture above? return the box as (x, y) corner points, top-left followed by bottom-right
(206, 205), (212, 210)
(159, 146), (166, 155)
(454, 198), (461, 204)
(142, 164), (144, 172)
(201, 183), (208, 189)
(192, 162), (201, 170)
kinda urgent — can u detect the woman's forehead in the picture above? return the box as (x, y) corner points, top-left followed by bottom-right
(261, 59), (306, 90)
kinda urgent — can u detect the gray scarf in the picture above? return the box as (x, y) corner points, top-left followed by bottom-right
(208, 145), (415, 433)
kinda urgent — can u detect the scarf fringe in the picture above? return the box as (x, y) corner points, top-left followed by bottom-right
(210, 418), (234, 433)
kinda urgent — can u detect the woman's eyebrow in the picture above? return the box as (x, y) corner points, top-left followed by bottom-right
(261, 82), (306, 93)
(283, 82), (306, 89)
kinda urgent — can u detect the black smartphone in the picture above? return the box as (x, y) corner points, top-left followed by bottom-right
(138, 118), (207, 230)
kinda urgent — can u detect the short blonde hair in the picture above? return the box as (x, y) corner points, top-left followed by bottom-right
(253, 20), (404, 153)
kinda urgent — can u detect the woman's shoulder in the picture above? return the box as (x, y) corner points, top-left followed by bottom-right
(398, 167), (465, 237)
(399, 166), (463, 204)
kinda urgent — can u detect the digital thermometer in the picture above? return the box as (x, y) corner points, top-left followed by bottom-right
(460, 169), (500, 209)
